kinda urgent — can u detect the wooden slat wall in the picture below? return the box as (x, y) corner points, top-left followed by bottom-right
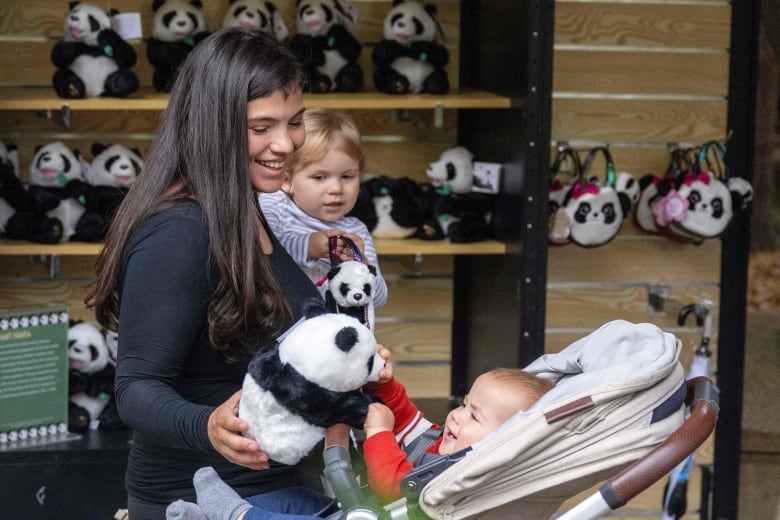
(0, 0), (463, 398)
(550, 0), (731, 515)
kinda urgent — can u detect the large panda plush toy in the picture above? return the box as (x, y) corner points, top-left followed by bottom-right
(0, 142), (49, 242)
(288, 0), (363, 93)
(348, 175), (428, 239)
(222, 0), (288, 40)
(65, 142), (142, 241)
(147, 0), (211, 92)
(239, 303), (385, 465)
(51, 2), (140, 99)
(372, 0), (449, 95)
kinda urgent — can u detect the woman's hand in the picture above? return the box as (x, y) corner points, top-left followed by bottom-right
(207, 390), (270, 470)
(364, 402), (395, 439)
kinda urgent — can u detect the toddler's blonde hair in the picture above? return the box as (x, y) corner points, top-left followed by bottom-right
(287, 108), (366, 176)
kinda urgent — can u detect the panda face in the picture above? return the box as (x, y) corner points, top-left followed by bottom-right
(278, 312), (384, 392)
(565, 188), (624, 246)
(426, 146), (474, 195)
(152, 0), (207, 43)
(68, 322), (110, 374)
(86, 144), (142, 187)
(674, 171), (732, 238)
(327, 261), (376, 308)
(296, 0), (356, 36)
(224, 0), (288, 39)
(383, 1), (437, 44)
(63, 2), (111, 46)
(29, 142), (83, 188)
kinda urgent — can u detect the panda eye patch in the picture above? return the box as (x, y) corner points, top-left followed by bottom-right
(323, 5), (334, 22)
(390, 13), (403, 26)
(234, 6), (246, 16)
(339, 282), (350, 297)
(446, 163), (456, 180)
(88, 15), (101, 32)
(187, 12), (198, 27)
(413, 17), (424, 34)
(363, 283), (372, 296)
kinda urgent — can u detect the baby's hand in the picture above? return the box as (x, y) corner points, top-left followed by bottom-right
(364, 402), (395, 438)
(376, 344), (393, 384)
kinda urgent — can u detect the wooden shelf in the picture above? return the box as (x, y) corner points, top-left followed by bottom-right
(0, 238), (505, 257)
(0, 87), (514, 112)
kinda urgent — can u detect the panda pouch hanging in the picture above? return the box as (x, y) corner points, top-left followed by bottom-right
(548, 144), (582, 245)
(317, 235), (377, 330)
(562, 146), (632, 247)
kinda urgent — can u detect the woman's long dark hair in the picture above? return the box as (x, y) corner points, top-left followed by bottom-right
(87, 28), (306, 358)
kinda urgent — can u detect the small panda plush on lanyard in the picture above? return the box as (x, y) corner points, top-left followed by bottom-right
(317, 235), (377, 330)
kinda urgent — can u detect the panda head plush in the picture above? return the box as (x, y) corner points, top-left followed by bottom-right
(288, 0), (363, 92)
(51, 2), (140, 98)
(147, 0), (211, 92)
(239, 303), (385, 465)
(426, 146), (474, 195)
(322, 261), (377, 329)
(29, 141), (85, 189)
(68, 321), (111, 374)
(372, 0), (449, 94)
(85, 143), (142, 188)
(222, 0), (288, 40)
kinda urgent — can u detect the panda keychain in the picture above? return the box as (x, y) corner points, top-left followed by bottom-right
(317, 236), (377, 330)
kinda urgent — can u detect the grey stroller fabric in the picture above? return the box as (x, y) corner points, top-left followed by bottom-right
(418, 320), (685, 519)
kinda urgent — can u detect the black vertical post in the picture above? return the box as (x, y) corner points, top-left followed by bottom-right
(712, 0), (759, 518)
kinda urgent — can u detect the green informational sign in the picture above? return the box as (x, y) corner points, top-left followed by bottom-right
(0, 307), (69, 442)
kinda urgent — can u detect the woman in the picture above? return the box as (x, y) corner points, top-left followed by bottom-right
(87, 28), (331, 519)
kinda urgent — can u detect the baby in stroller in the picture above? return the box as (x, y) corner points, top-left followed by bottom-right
(167, 365), (553, 519)
(169, 320), (716, 520)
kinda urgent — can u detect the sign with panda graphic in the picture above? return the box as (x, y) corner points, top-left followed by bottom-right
(0, 307), (70, 448)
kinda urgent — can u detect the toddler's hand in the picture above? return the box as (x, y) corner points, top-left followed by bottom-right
(364, 402), (394, 438)
(308, 229), (344, 261)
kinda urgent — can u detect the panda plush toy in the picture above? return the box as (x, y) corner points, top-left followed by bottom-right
(288, 0), (363, 93)
(147, 0), (211, 92)
(65, 142), (142, 241)
(420, 146), (493, 242)
(51, 2), (140, 99)
(0, 142), (57, 242)
(372, 0), (449, 95)
(348, 175), (427, 239)
(239, 303), (385, 465)
(222, 0), (288, 40)
(322, 260), (377, 330)
(2, 142), (87, 244)
(67, 321), (125, 433)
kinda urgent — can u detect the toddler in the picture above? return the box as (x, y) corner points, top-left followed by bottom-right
(260, 109), (387, 311)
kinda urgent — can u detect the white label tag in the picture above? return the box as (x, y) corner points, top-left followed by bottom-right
(111, 13), (143, 41)
(472, 161), (502, 194)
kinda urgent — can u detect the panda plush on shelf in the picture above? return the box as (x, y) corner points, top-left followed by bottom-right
(239, 302), (385, 465)
(147, 0), (211, 93)
(0, 142), (57, 243)
(288, 0), (363, 93)
(1, 142), (85, 244)
(348, 174), (428, 239)
(420, 146), (493, 242)
(51, 2), (140, 99)
(372, 0), (449, 95)
(65, 143), (142, 241)
(67, 321), (125, 433)
(222, 0), (288, 40)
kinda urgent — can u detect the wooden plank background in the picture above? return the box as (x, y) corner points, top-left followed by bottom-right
(549, 1), (730, 516)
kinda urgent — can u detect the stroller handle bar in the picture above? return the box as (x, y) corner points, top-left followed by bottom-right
(557, 376), (719, 520)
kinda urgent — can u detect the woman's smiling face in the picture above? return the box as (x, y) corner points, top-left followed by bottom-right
(247, 86), (306, 193)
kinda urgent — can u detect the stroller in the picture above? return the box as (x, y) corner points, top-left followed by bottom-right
(321, 320), (719, 519)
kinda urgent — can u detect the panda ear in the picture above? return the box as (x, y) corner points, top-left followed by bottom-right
(327, 265), (341, 280)
(151, 0), (165, 12)
(92, 143), (108, 157)
(70, 1), (80, 10)
(367, 264), (377, 276)
(334, 326), (359, 353)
